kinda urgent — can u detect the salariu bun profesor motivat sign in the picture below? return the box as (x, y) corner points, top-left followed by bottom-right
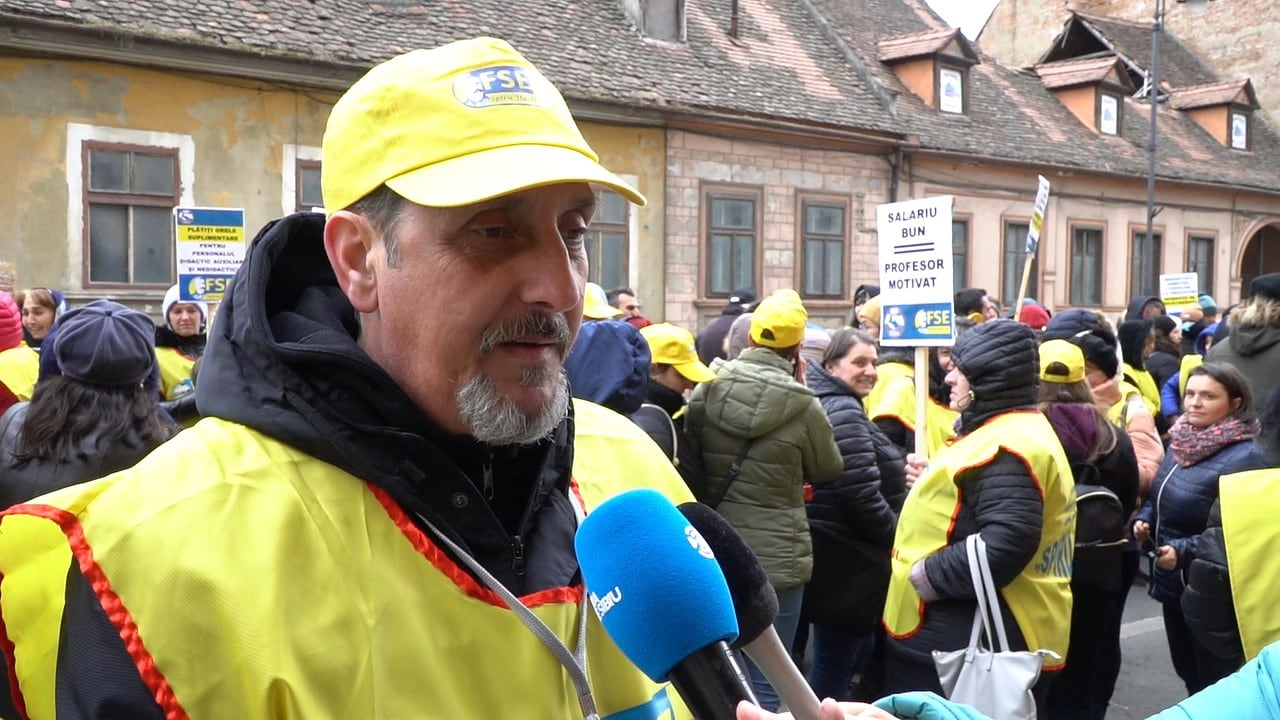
(875, 195), (956, 347)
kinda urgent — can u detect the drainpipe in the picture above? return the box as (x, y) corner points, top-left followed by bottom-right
(730, 0), (739, 38)
(888, 147), (904, 202)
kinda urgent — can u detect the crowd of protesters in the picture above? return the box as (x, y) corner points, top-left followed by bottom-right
(1, 261), (1278, 719)
(7, 35), (1280, 720)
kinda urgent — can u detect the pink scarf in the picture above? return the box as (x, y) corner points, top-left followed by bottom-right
(1167, 414), (1259, 467)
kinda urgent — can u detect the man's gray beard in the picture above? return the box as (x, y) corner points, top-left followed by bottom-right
(455, 368), (570, 446)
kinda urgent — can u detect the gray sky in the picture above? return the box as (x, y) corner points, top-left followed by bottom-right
(924, 0), (1000, 38)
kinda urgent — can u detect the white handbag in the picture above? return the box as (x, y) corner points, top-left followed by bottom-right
(931, 534), (1060, 720)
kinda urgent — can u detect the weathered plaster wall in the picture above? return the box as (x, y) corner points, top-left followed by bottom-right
(579, 123), (668, 320)
(0, 57), (334, 303)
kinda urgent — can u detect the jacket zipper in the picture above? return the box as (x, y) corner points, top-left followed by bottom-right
(482, 455), (495, 500)
(511, 534), (526, 576)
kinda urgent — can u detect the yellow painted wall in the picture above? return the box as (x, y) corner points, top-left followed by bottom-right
(0, 57), (335, 301)
(578, 122), (668, 319)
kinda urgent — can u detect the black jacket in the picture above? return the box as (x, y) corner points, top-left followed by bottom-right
(890, 321), (1050, 672)
(801, 362), (901, 633)
(1182, 496), (1246, 668)
(36, 212), (586, 718)
(695, 308), (746, 365)
(630, 381), (705, 495)
(0, 403), (169, 509)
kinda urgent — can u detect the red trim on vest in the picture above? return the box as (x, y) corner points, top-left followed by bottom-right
(882, 598), (927, 640)
(367, 485), (583, 609)
(0, 503), (191, 720)
(0, 571), (27, 720)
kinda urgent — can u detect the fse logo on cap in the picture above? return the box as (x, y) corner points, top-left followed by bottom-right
(321, 37), (645, 212)
(452, 65), (546, 108)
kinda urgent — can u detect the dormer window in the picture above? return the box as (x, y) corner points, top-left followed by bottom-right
(1035, 56), (1135, 136)
(621, 0), (685, 42)
(1230, 109), (1250, 150)
(1099, 92), (1120, 135)
(939, 65), (965, 114)
(1169, 79), (1258, 150)
(878, 28), (979, 115)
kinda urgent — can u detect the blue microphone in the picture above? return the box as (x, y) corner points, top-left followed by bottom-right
(576, 488), (756, 719)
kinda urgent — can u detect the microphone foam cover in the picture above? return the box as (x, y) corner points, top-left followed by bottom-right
(678, 502), (779, 648)
(576, 489), (738, 682)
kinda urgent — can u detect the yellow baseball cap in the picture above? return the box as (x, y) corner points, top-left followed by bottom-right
(750, 289), (808, 349)
(321, 37), (645, 212)
(1039, 339), (1086, 384)
(583, 282), (623, 320)
(641, 323), (716, 383)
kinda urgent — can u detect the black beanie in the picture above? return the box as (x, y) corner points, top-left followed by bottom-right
(1249, 273), (1280, 302)
(953, 319), (1039, 429)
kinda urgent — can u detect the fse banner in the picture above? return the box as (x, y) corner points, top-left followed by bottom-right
(876, 195), (956, 347)
(174, 206), (246, 303)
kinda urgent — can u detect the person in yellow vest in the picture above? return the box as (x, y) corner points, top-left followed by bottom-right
(153, 283), (209, 426)
(0, 290), (39, 417)
(882, 320), (1074, 717)
(1182, 384), (1280, 675)
(865, 318), (974, 462)
(1118, 318), (1163, 425)
(0, 38), (759, 720)
(16, 287), (67, 353)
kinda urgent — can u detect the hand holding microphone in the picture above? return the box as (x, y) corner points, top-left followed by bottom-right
(576, 489), (758, 720)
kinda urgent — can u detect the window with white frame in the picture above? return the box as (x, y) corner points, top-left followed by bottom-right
(67, 123), (194, 290)
(587, 188), (629, 291)
(84, 143), (179, 286)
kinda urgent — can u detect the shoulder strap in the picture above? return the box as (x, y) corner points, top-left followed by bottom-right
(707, 437), (754, 509)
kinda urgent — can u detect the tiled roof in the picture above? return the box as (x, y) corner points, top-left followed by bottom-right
(0, 0), (901, 135)
(877, 27), (962, 63)
(1170, 80), (1258, 110)
(2, 0), (1279, 193)
(803, 0), (1280, 193)
(1069, 12), (1221, 90)
(1035, 56), (1134, 92)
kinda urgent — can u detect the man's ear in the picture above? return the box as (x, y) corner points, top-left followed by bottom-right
(324, 211), (380, 314)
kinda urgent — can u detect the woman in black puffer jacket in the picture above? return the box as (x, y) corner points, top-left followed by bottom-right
(1133, 363), (1270, 694)
(802, 328), (905, 700)
(882, 321), (1075, 719)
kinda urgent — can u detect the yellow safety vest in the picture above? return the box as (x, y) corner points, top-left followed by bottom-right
(1105, 381), (1147, 428)
(155, 345), (197, 400)
(864, 361), (958, 457)
(1178, 354), (1204, 399)
(0, 402), (693, 720)
(883, 410), (1074, 667)
(0, 344), (39, 401)
(1219, 468), (1280, 661)
(1123, 363), (1161, 418)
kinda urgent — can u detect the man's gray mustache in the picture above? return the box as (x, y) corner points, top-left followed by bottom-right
(479, 313), (573, 354)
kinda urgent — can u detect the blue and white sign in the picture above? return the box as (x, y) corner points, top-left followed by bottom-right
(876, 196), (955, 347)
(174, 206), (246, 303)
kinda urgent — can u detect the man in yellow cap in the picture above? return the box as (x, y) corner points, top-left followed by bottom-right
(631, 323), (714, 492)
(687, 288), (843, 711)
(0, 37), (700, 719)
